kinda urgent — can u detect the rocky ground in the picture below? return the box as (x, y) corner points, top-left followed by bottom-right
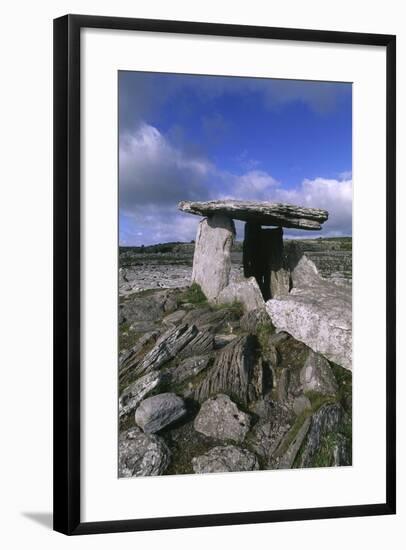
(118, 265), (352, 477)
(119, 237), (352, 296)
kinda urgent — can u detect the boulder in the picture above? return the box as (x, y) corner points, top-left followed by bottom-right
(119, 427), (171, 477)
(179, 199), (328, 230)
(135, 393), (187, 433)
(119, 371), (161, 418)
(194, 394), (251, 443)
(217, 277), (265, 312)
(266, 259), (352, 370)
(191, 214), (235, 301)
(192, 445), (260, 474)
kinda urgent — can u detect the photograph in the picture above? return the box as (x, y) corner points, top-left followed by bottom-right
(117, 70), (353, 477)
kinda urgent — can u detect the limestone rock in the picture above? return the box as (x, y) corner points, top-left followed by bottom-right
(191, 214), (235, 301)
(162, 309), (187, 326)
(240, 307), (271, 332)
(292, 395), (312, 416)
(266, 268), (352, 370)
(135, 324), (198, 377)
(135, 393), (187, 433)
(168, 355), (211, 385)
(296, 403), (349, 468)
(217, 277), (265, 312)
(194, 394), (251, 443)
(179, 199), (328, 230)
(119, 330), (159, 384)
(178, 327), (214, 359)
(192, 445), (260, 474)
(119, 427), (171, 477)
(275, 417), (311, 469)
(193, 335), (262, 406)
(119, 371), (162, 418)
(246, 400), (293, 463)
(300, 350), (338, 396)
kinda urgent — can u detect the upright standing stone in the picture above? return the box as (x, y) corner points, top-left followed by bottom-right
(192, 213), (235, 301)
(266, 227), (290, 298)
(243, 224), (289, 300)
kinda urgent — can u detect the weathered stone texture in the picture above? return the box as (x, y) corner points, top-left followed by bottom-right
(191, 214), (235, 301)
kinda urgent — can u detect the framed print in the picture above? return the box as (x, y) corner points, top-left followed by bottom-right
(53, 15), (396, 535)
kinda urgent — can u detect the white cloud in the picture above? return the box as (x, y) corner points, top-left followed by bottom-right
(119, 123), (352, 244)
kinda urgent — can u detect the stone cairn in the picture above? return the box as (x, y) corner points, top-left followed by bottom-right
(178, 200), (328, 305)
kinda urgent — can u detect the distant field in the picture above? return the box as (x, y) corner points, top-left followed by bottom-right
(119, 237), (352, 295)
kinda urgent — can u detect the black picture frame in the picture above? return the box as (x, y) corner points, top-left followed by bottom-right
(53, 14), (396, 536)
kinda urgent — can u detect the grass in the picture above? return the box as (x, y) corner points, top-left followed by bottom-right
(176, 283), (208, 306)
(211, 300), (244, 317)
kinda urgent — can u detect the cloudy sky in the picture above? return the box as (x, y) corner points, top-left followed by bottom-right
(119, 71), (352, 246)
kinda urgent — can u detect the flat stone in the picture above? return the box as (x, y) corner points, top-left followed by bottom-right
(194, 394), (251, 443)
(167, 355), (211, 385)
(192, 445), (260, 474)
(217, 277), (265, 312)
(119, 427), (171, 477)
(119, 371), (162, 418)
(135, 393), (187, 433)
(179, 200), (328, 230)
(191, 214), (235, 301)
(266, 257), (352, 370)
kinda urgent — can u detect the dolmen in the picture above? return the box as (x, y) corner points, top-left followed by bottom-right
(179, 199), (352, 371)
(178, 199), (328, 302)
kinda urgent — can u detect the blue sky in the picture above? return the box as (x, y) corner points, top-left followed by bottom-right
(119, 71), (352, 246)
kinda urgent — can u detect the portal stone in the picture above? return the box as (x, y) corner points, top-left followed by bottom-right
(191, 214), (235, 302)
(243, 224), (289, 300)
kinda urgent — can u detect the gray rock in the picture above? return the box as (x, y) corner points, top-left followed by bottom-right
(300, 350), (338, 396)
(266, 257), (352, 370)
(217, 277), (265, 312)
(246, 400), (293, 463)
(119, 371), (162, 418)
(240, 308), (271, 332)
(214, 333), (238, 348)
(183, 307), (238, 332)
(119, 331), (159, 385)
(292, 395), (312, 416)
(135, 324), (198, 377)
(135, 393), (187, 433)
(119, 427), (171, 477)
(162, 309), (187, 326)
(275, 417), (311, 469)
(168, 355), (211, 385)
(120, 289), (177, 325)
(193, 335), (262, 406)
(178, 327), (214, 359)
(296, 403), (348, 468)
(191, 214), (235, 301)
(194, 394), (251, 443)
(179, 200), (328, 230)
(192, 445), (260, 474)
